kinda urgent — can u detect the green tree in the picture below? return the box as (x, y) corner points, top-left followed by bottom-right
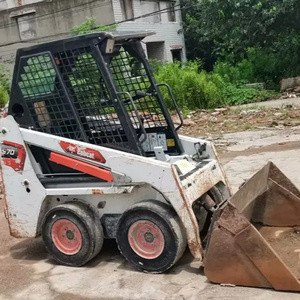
(182, 0), (300, 81)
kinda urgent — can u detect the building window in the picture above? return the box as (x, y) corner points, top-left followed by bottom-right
(146, 42), (165, 61)
(12, 10), (37, 41)
(121, 0), (134, 20)
(171, 49), (182, 62)
(140, 1), (161, 23)
(167, 2), (176, 22)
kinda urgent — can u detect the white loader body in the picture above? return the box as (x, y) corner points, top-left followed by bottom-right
(0, 115), (230, 260)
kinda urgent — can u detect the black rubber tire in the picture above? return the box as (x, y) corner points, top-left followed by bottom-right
(116, 200), (187, 273)
(73, 202), (104, 260)
(42, 202), (103, 267)
(200, 186), (226, 247)
(207, 186), (226, 206)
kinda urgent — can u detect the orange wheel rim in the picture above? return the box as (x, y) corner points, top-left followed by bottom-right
(51, 219), (82, 255)
(128, 220), (165, 259)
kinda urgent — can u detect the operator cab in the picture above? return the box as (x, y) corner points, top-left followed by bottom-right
(8, 31), (184, 160)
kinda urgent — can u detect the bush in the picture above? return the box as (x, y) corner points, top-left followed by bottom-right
(0, 65), (10, 93)
(0, 86), (9, 107)
(212, 45), (300, 90)
(0, 65), (10, 108)
(223, 84), (277, 106)
(154, 61), (226, 110)
(149, 59), (167, 73)
(71, 18), (118, 35)
(153, 60), (277, 110)
(246, 48), (288, 89)
(213, 60), (255, 84)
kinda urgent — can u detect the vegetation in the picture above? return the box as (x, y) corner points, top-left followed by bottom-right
(61, 15), (279, 112)
(181, 0), (300, 88)
(0, 65), (10, 107)
(148, 0), (299, 110)
(71, 17), (117, 35)
(153, 61), (277, 111)
(4, 5), (292, 112)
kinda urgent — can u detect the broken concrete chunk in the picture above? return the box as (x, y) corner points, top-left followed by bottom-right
(281, 77), (300, 91)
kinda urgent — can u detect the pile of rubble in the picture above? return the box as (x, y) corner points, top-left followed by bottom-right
(280, 87), (300, 99)
(178, 105), (300, 139)
(280, 76), (300, 98)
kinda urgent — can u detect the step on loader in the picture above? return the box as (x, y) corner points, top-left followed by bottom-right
(0, 31), (299, 291)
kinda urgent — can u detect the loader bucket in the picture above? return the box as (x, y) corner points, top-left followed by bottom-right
(204, 162), (300, 291)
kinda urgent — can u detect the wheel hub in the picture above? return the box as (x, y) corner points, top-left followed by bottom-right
(66, 230), (75, 240)
(144, 232), (154, 243)
(128, 220), (165, 259)
(51, 219), (82, 255)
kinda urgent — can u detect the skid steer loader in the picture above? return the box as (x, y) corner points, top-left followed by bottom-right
(0, 31), (299, 291)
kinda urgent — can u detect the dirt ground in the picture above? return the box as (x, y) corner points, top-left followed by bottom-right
(1, 102), (300, 299)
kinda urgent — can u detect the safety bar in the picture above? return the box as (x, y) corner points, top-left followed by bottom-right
(116, 91), (147, 145)
(156, 83), (184, 130)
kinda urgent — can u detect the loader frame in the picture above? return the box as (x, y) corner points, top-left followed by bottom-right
(0, 115), (230, 261)
(2, 31), (299, 292)
(1, 31), (232, 274)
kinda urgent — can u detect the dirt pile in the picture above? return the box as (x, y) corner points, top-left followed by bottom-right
(178, 105), (300, 138)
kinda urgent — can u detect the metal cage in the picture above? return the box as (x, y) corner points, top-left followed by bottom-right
(9, 31), (183, 157)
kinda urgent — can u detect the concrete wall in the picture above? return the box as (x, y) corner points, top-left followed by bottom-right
(0, 0), (187, 74)
(0, 0), (115, 72)
(112, 0), (186, 62)
(0, 0), (45, 10)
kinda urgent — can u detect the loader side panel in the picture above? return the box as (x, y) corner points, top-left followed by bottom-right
(19, 126), (231, 260)
(0, 116), (46, 237)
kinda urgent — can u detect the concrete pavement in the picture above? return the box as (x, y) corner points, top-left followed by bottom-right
(232, 96), (300, 110)
(1, 127), (300, 299)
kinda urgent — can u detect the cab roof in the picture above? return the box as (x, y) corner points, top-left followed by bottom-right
(17, 30), (155, 54)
